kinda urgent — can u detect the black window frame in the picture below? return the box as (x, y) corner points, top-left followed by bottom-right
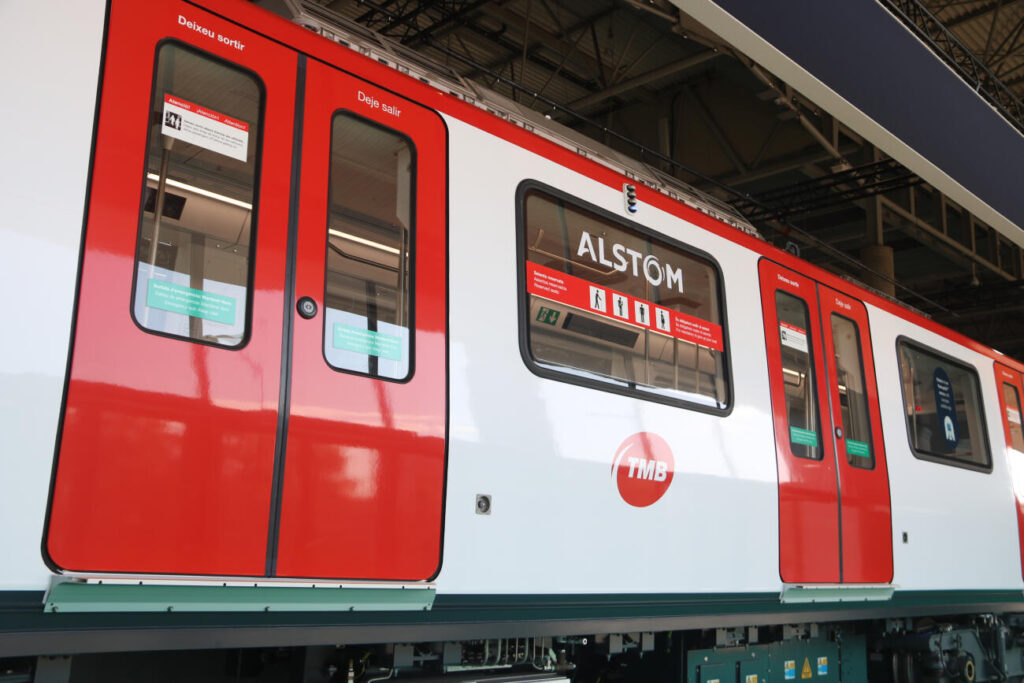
(515, 179), (732, 416)
(319, 109), (418, 384)
(830, 311), (876, 470)
(128, 39), (266, 351)
(896, 337), (992, 473)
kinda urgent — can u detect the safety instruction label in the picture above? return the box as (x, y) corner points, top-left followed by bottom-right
(817, 657), (828, 675)
(333, 324), (403, 360)
(846, 439), (871, 458)
(790, 426), (819, 448)
(1009, 407), (1022, 425)
(779, 321), (808, 353)
(162, 94), (250, 162)
(146, 278), (235, 324)
(784, 660), (796, 680)
(536, 307), (560, 325)
(526, 260), (724, 351)
(745, 675), (758, 683)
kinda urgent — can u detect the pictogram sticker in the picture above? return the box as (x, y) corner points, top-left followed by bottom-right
(655, 307), (671, 332)
(634, 301), (650, 327)
(525, 261), (724, 350)
(817, 657), (828, 675)
(801, 658), (813, 679)
(612, 293), (629, 320)
(784, 660), (796, 680)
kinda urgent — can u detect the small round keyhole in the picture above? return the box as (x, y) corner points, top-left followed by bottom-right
(297, 297), (318, 319)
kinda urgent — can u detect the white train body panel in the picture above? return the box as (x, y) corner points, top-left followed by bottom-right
(0, 0), (105, 590)
(869, 304), (1022, 590)
(441, 115), (780, 594)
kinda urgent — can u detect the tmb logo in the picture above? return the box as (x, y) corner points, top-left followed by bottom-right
(611, 432), (675, 507)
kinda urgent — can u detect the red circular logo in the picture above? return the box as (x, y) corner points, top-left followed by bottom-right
(611, 432), (675, 507)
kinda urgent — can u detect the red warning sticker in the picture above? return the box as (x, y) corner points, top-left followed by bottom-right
(161, 94), (250, 162)
(611, 432), (675, 507)
(526, 261), (724, 351)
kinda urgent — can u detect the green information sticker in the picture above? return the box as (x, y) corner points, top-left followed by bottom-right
(789, 426), (819, 447)
(333, 324), (403, 361)
(846, 439), (871, 458)
(147, 279), (236, 324)
(536, 306), (561, 326)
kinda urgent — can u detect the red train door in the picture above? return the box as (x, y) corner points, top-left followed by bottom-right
(47, 1), (298, 576)
(273, 60), (447, 580)
(993, 363), (1024, 579)
(47, 0), (446, 581)
(759, 259), (892, 584)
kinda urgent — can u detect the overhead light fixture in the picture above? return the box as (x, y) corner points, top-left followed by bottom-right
(146, 174), (253, 210)
(328, 229), (401, 255)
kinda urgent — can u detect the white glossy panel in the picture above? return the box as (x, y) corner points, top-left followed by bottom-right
(438, 116), (781, 595)
(868, 306), (1023, 590)
(0, 0), (106, 590)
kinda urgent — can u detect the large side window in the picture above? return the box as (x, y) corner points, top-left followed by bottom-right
(322, 113), (413, 381)
(898, 340), (991, 471)
(132, 43), (262, 347)
(520, 185), (729, 410)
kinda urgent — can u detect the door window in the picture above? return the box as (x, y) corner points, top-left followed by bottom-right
(323, 113), (413, 380)
(132, 42), (262, 347)
(1003, 382), (1024, 451)
(831, 314), (874, 469)
(775, 291), (822, 460)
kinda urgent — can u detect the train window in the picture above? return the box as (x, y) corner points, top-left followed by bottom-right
(775, 292), (822, 460)
(898, 341), (991, 471)
(322, 113), (412, 380)
(831, 314), (874, 469)
(1003, 382), (1024, 451)
(131, 43), (262, 347)
(520, 187), (728, 410)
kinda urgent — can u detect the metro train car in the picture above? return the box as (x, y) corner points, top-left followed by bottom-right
(5, 0), (1024, 680)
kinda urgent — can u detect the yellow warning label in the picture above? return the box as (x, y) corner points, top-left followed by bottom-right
(801, 658), (813, 679)
(745, 675), (758, 683)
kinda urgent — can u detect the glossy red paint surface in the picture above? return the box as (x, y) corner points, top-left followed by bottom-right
(759, 260), (841, 584)
(273, 61), (447, 580)
(761, 260), (893, 584)
(47, 1), (297, 574)
(819, 286), (893, 584)
(994, 363), (1024, 580)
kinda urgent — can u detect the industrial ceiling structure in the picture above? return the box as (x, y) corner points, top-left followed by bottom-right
(267, 0), (1024, 360)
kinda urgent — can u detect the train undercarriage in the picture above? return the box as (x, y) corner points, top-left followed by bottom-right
(8, 613), (1024, 682)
